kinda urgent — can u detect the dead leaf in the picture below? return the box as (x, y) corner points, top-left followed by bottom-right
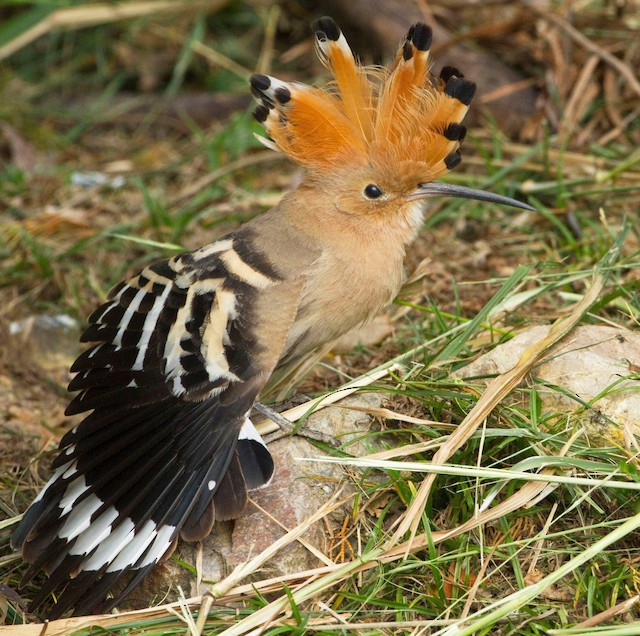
(0, 122), (38, 170)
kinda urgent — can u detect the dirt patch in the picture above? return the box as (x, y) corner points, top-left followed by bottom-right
(0, 322), (70, 513)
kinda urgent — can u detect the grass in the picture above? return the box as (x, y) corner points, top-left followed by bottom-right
(1, 1), (640, 634)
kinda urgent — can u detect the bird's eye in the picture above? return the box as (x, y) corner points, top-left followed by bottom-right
(364, 184), (383, 199)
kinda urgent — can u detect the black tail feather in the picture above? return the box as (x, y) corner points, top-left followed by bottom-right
(213, 454), (250, 522)
(14, 393), (265, 616)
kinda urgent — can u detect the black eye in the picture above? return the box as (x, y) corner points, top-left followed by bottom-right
(364, 184), (383, 199)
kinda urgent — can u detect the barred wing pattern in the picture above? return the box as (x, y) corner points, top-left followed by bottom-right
(12, 231), (291, 617)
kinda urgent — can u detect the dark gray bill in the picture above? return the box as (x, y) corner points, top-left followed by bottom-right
(411, 181), (535, 211)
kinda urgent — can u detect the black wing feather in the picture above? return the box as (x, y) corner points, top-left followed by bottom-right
(12, 237), (284, 616)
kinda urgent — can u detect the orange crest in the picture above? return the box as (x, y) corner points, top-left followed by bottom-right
(251, 18), (476, 183)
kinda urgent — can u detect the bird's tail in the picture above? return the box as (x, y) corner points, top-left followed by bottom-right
(12, 400), (273, 617)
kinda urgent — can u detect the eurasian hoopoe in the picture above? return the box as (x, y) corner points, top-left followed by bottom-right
(13, 17), (533, 617)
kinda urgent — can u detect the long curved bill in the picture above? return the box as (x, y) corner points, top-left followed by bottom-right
(410, 181), (535, 211)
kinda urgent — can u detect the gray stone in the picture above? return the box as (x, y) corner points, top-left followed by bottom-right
(455, 325), (640, 448)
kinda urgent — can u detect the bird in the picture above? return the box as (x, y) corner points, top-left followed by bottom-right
(12, 16), (534, 618)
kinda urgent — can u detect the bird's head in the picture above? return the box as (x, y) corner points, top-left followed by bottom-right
(250, 17), (533, 232)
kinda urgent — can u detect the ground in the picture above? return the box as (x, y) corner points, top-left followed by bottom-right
(1, 1), (640, 634)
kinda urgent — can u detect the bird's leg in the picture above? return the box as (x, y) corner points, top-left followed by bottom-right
(253, 402), (339, 447)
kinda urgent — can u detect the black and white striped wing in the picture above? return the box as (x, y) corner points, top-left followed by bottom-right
(12, 234), (292, 617)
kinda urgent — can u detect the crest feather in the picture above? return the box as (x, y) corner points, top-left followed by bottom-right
(312, 17), (374, 141)
(251, 18), (477, 181)
(250, 74), (366, 170)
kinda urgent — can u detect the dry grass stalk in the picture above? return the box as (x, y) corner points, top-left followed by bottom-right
(207, 493), (346, 601)
(560, 54), (600, 141)
(388, 270), (607, 547)
(254, 5), (281, 76)
(478, 78), (538, 105)
(0, 0), (227, 62)
(150, 23), (252, 80)
(170, 151), (279, 206)
(460, 541), (500, 620)
(248, 499), (334, 567)
(254, 363), (404, 436)
(522, 0), (640, 98)
(333, 404), (450, 430)
(194, 593), (215, 635)
(526, 502), (558, 578)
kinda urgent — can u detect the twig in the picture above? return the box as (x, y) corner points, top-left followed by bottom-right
(570, 594), (640, 629)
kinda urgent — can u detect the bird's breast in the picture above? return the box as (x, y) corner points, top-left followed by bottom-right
(282, 237), (405, 360)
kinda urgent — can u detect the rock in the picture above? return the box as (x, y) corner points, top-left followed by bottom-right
(332, 315), (395, 352)
(9, 313), (82, 372)
(455, 325), (640, 448)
